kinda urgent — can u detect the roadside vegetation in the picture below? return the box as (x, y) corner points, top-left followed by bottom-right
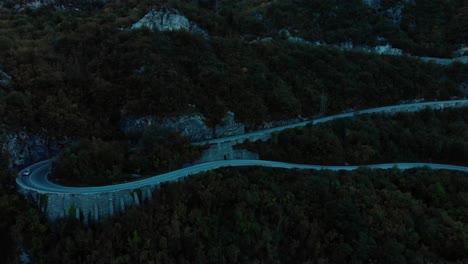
(240, 108), (468, 166)
(0, 151), (48, 264)
(20, 167), (468, 263)
(50, 127), (203, 186)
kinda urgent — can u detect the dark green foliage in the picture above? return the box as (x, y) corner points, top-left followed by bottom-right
(242, 108), (468, 166)
(127, 126), (203, 175)
(50, 129), (203, 186)
(51, 139), (128, 186)
(398, 0), (467, 57)
(1, 1), (467, 263)
(174, 0), (467, 57)
(0, 152), (17, 263)
(0, 151), (48, 264)
(0, 2), (465, 138)
(27, 167), (468, 263)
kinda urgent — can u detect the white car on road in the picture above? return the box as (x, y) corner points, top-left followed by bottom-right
(22, 168), (31, 176)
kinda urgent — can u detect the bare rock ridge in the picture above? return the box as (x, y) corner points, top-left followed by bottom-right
(131, 8), (209, 39)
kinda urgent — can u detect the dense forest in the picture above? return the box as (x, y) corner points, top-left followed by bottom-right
(0, 0), (467, 139)
(1, 1), (468, 263)
(241, 108), (468, 166)
(6, 166), (468, 263)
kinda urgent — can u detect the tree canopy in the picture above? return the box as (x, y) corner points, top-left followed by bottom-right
(0, 1), (466, 139)
(241, 108), (468, 166)
(17, 167), (468, 263)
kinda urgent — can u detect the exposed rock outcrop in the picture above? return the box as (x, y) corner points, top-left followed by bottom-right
(362, 0), (415, 25)
(1, 132), (70, 169)
(339, 41), (403, 55)
(419, 56), (468, 66)
(132, 8), (209, 39)
(0, 70), (12, 88)
(454, 46), (468, 57)
(120, 111), (245, 142)
(120, 114), (211, 141)
(362, 0), (379, 8)
(214, 112), (245, 138)
(260, 29), (405, 56)
(2, 0), (107, 10)
(372, 44), (404, 55)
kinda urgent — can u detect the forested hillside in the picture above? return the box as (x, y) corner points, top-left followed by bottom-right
(14, 167), (468, 263)
(241, 108), (468, 166)
(2, 1), (468, 263)
(5, 0), (468, 57)
(0, 0), (466, 139)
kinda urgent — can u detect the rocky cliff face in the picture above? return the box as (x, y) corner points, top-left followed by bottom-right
(1, 132), (70, 169)
(132, 8), (209, 39)
(121, 114), (212, 142)
(120, 111), (245, 142)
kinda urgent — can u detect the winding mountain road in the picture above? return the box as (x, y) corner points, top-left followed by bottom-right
(195, 100), (468, 145)
(17, 160), (468, 194)
(16, 100), (468, 195)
